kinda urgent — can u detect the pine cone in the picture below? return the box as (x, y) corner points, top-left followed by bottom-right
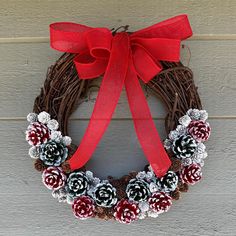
(188, 120), (211, 142)
(172, 135), (197, 159)
(180, 164), (202, 185)
(72, 196), (95, 219)
(52, 187), (68, 202)
(114, 199), (140, 224)
(61, 161), (72, 173)
(34, 159), (47, 172)
(26, 122), (49, 146)
(169, 157), (182, 172)
(126, 179), (150, 202)
(148, 192), (172, 213)
(170, 189), (180, 200)
(40, 140), (68, 166)
(92, 181), (117, 208)
(95, 206), (115, 220)
(156, 171), (178, 192)
(42, 166), (66, 190)
(178, 182), (189, 192)
(66, 171), (89, 198)
(108, 179), (126, 200)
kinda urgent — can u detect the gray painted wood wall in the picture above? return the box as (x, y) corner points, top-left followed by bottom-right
(0, 1), (236, 235)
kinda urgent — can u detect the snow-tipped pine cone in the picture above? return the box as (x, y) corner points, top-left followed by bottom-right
(72, 196), (95, 219)
(42, 166), (66, 190)
(180, 164), (202, 185)
(52, 187), (68, 202)
(188, 120), (211, 142)
(40, 140), (68, 166)
(66, 171), (89, 198)
(92, 181), (117, 208)
(148, 192), (172, 213)
(156, 171), (178, 192)
(114, 199), (140, 224)
(172, 135), (197, 159)
(26, 122), (49, 146)
(126, 179), (150, 202)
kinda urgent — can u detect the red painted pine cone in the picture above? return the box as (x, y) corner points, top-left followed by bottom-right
(181, 164), (202, 185)
(42, 167), (66, 190)
(148, 192), (172, 213)
(26, 122), (50, 146)
(72, 196), (95, 219)
(188, 120), (211, 142)
(114, 199), (140, 224)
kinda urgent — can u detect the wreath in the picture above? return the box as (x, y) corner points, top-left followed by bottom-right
(25, 15), (211, 224)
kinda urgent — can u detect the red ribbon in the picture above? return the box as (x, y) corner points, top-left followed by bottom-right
(50, 15), (192, 177)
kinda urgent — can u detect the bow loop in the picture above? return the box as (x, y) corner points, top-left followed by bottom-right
(131, 14), (192, 39)
(131, 45), (162, 83)
(50, 22), (92, 53)
(74, 52), (108, 79)
(131, 37), (181, 62)
(74, 28), (112, 79)
(85, 28), (112, 59)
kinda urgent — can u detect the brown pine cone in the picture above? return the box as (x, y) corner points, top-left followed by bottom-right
(120, 175), (133, 184)
(170, 188), (180, 200)
(108, 178), (127, 200)
(178, 182), (189, 192)
(95, 206), (114, 220)
(116, 188), (127, 200)
(169, 157), (182, 172)
(34, 159), (47, 172)
(61, 161), (71, 173)
(67, 144), (78, 159)
(129, 171), (138, 179)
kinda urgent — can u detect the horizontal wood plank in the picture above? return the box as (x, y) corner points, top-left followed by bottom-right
(0, 0), (236, 38)
(0, 193), (235, 236)
(0, 41), (236, 118)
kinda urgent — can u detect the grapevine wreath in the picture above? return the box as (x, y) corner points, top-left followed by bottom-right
(25, 15), (211, 224)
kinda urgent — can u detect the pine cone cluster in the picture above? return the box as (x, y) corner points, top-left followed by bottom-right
(42, 166), (66, 190)
(66, 171), (89, 198)
(148, 192), (172, 213)
(72, 196), (95, 219)
(181, 164), (202, 185)
(172, 135), (197, 159)
(156, 171), (178, 192)
(114, 199), (140, 224)
(40, 140), (68, 166)
(188, 120), (211, 142)
(92, 181), (117, 207)
(126, 179), (150, 202)
(26, 122), (49, 146)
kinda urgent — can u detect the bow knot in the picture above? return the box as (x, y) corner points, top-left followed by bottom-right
(71, 28), (181, 84)
(50, 15), (192, 177)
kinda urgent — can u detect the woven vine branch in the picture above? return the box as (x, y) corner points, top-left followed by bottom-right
(34, 53), (202, 136)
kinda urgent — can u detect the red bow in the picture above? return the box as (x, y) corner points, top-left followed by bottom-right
(50, 15), (192, 177)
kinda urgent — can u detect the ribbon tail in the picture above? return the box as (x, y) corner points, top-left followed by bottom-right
(125, 61), (171, 177)
(68, 33), (130, 170)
